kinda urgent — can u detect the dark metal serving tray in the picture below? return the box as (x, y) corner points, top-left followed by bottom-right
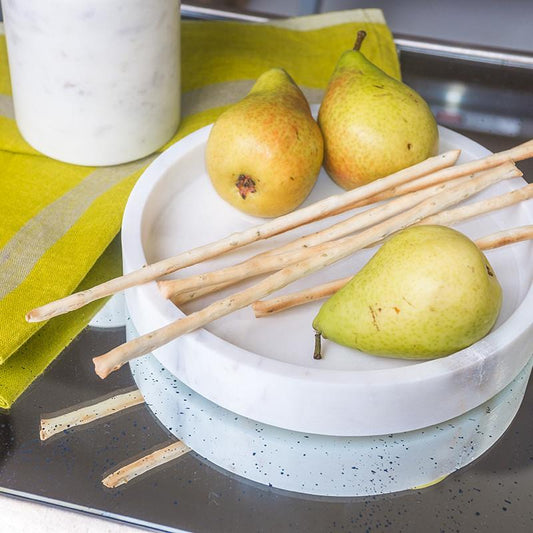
(1, 5), (532, 532)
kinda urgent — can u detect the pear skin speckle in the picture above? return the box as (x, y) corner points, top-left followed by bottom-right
(206, 68), (324, 218)
(318, 48), (438, 190)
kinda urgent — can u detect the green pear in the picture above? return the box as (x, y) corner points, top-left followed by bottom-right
(318, 31), (439, 190)
(312, 225), (502, 360)
(206, 68), (323, 218)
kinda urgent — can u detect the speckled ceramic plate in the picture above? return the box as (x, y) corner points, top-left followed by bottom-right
(121, 114), (533, 437)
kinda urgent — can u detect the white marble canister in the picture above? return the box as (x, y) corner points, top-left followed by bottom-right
(2, 0), (181, 166)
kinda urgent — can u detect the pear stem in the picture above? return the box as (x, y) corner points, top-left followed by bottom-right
(353, 30), (367, 51)
(313, 331), (323, 360)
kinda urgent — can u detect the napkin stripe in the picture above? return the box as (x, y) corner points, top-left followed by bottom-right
(0, 94), (14, 119)
(0, 156), (154, 299)
(182, 81), (324, 119)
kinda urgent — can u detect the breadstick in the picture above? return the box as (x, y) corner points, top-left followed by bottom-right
(26, 150), (460, 323)
(170, 279), (237, 307)
(159, 162), (519, 299)
(253, 222), (533, 317)
(475, 224), (533, 250)
(420, 183), (533, 226)
(92, 166), (510, 379)
(253, 277), (353, 317)
(102, 441), (190, 488)
(40, 389), (144, 441)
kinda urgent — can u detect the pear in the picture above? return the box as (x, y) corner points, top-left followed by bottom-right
(312, 225), (502, 360)
(206, 68), (323, 218)
(318, 31), (439, 190)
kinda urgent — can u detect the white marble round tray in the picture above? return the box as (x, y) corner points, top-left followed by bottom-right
(121, 115), (533, 437)
(129, 323), (533, 497)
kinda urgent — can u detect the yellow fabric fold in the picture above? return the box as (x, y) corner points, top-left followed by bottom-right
(0, 9), (400, 408)
(0, 237), (122, 409)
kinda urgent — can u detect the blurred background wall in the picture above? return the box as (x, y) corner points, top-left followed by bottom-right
(185, 0), (533, 52)
(1, 1), (531, 52)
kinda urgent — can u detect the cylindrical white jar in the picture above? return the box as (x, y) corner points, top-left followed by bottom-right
(2, 0), (181, 166)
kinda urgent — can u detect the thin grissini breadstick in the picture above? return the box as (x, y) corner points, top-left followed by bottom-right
(170, 279), (238, 307)
(102, 441), (190, 488)
(92, 167), (514, 379)
(327, 158), (474, 216)
(159, 162), (520, 299)
(305, 153), (463, 217)
(328, 139), (530, 215)
(25, 150), (460, 324)
(252, 214), (533, 318)
(253, 276), (353, 317)
(40, 389), (144, 441)
(254, 184), (533, 317)
(159, 175), (472, 299)
(420, 183), (533, 226)
(475, 224), (533, 249)
(253, 224), (533, 317)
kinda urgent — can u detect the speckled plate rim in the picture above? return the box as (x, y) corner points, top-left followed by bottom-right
(121, 119), (533, 436)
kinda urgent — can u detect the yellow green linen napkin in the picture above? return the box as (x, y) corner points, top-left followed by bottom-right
(0, 9), (400, 408)
(0, 238), (122, 409)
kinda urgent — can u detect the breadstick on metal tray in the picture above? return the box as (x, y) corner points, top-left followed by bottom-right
(40, 389), (144, 441)
(92, 162), (514, 379)
(102, 441), (190, 488)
